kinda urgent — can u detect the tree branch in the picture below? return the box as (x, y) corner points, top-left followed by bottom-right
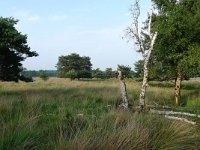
(150, 109), (198, 125)
(126, 0), (145, 54)
(148, 10), (153, 40)
(150, 109), (200, 118)
(165, 115), (196, 125)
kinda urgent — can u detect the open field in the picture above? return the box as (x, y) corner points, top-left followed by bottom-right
(0, 78), (200, 149)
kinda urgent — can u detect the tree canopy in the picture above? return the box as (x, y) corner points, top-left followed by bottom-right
(117, 65), (133, 78)
(153, 0), (200, 78)
(0, 17), (38, 82)
(152, 0), (200, 105)
(56, 53), (92, 80)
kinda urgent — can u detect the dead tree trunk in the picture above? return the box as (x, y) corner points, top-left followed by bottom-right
(118, 71), (129, 109)
(175, 72), (182, 106)
(150, 109), (199, 125)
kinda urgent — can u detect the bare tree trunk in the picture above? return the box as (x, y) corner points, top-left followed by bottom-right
(175, 72), (182, 106)
(118, 71), (129, 109)
(139, 33), (157, 110)
(126, 0), (157, 111)
(139, 53), (150, 109)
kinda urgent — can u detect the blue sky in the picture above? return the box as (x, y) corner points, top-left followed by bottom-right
(0, 0), (152, 70)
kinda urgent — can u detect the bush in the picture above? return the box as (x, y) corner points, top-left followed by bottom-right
(19, 75), (33, 82)
(39, 71), (49, 81)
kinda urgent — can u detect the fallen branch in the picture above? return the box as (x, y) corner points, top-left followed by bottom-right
(150, 109), (200, 118)
(165, 115), (196, 125)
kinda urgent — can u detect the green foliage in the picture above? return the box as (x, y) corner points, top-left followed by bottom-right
(104, 68), (117, 79)
(0, 17), (38, 82)
(134, 58), (178, 81)
(56, 53), (92, 80)
(179, 45), (200, 78)
(153, 0), (200, 79)
(65, 69), (78, 80)
(19, 75), (33, 82)
(92, 68), (106, 79)
(105, 68), (113, 78)
(134, 60), (144, 78)
(22, 70), (57, 77)
(92, 68), (117, 79)
(0, 78), (200, 149)
(117, 65), (133, 78)
(39, 71), (49, 81)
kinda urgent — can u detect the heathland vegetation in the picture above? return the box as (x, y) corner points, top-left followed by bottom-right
(0, 78), (200, 149)
(0, 0), (200, 149)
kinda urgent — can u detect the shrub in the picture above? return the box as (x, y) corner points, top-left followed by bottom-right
(39, 71), (49, 81)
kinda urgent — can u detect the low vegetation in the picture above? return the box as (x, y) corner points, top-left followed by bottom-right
(0, 78), (199, 149)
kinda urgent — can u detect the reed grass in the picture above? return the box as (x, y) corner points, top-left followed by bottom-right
(0, 78), (199, 149)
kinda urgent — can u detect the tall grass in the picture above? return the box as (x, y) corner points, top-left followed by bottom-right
(0, 78), (200, 149)
(70, 111), (199, 150)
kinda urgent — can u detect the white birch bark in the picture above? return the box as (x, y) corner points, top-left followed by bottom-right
(139, 33), (157, 109)
(150, 109), (198, 125)
(165, 115), (196, 125)
(126, 0), (158, 111)
(150, 109), (200, 118)
(118, 71), (129, 109)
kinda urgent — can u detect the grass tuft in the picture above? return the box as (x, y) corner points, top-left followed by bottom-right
(0, 78), (200, 149)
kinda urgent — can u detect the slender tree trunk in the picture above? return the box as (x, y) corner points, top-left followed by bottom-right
(118, 71), (129, 109)
(126, 0), (157, 111)
(139, 33), (157, 111)
(175, 72), (182, 106)
(139, 51), (150, 110)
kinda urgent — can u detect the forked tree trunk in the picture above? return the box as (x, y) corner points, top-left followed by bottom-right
(175, 72), (182, 106)
(118, 71), (129, 109)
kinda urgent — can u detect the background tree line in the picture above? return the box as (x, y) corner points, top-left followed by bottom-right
(56, 53), (135, 80)
(0, 17), (136, 82)
(22, 69), (57, 78)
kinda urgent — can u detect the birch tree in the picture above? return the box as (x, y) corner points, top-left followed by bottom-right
(152, 0), (200, 106)
(126, 0), (157, 111)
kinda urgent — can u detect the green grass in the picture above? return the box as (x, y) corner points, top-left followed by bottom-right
(0, 78), (200, 149)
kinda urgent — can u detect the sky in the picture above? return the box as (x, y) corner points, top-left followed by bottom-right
(0, 0), (152, 70)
